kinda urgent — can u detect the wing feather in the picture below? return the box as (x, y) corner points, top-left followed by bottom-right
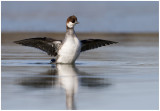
(14, 37), (62, 56)
(81, 39), (117, 52)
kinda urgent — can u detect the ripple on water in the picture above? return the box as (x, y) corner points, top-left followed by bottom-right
(1, 59), (51, 66)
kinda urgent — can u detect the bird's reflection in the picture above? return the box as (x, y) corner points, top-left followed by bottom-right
(56, 64), (78, 110)
(19, 64), (111, 110)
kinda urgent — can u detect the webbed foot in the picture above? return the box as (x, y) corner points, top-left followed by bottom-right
(50, 58), (56, 64)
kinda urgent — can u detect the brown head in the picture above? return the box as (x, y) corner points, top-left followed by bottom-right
(66, 15), (79, 29)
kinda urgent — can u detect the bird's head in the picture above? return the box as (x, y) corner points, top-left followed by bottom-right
(66, 15), (79, 29)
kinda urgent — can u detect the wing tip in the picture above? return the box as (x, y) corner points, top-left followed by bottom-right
(113, 41), (118, 44)
(14, 40), (20, 44)
(14, 40), (25, 45)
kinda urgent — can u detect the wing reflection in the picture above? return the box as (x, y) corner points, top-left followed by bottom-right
(19, 64), (111, 110)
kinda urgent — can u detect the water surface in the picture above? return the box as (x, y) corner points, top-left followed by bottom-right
(2, 1), (158, 32)
(1, 33), (159, 110)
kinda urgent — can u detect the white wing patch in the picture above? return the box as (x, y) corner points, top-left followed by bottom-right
(53, 41), (62, 51)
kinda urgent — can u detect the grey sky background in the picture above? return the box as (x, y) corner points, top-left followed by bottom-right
(1, 1), (159, 33)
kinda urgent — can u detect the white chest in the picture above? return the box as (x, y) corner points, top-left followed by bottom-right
(56, 36), (81, 63)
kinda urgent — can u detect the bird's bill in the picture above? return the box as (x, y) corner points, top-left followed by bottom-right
(75, 21), (79, 24)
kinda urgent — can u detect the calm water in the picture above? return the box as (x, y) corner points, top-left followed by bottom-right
(1, 33), (159, 110)
(2, 1), (158, 32)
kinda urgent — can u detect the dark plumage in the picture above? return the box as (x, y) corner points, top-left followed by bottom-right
(81, 39), (118, 52)
(14, 37), (62, 56)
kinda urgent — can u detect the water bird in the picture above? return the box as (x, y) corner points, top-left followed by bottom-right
(14, 15), (117, 64)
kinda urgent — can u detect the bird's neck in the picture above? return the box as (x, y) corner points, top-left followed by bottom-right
(66, 27), (76, 37)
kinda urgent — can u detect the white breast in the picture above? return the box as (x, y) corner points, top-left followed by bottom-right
(56, 36), (81, 64)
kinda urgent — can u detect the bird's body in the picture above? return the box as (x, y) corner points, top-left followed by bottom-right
(14, 15), (117, 64)
(56, 29), (81, 64)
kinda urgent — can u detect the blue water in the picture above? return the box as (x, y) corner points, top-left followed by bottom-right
(1, 34), (159, 110)
(1, 1), (158, 33)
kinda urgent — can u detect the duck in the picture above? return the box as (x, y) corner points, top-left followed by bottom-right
(14, 15), (117, 64)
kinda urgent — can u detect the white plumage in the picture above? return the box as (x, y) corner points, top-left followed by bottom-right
(57, 35), (81, 64)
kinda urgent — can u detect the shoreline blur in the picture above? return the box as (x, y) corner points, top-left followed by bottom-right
(2, 32), (158, 40)
(2, 32), (158, 35)
(2, 32), (158, 46)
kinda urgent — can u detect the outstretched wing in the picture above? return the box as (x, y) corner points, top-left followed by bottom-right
(14, 37), (62, 56)
(81, 39), (118, 52)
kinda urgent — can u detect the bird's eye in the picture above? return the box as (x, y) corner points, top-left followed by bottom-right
(72, 19), (75, 23)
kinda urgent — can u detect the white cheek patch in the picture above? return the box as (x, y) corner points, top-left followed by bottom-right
(67, 22), (74, 28)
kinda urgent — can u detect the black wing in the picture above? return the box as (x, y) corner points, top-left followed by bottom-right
(14, 37), (62, 56)
(81, 39), (118, 52)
